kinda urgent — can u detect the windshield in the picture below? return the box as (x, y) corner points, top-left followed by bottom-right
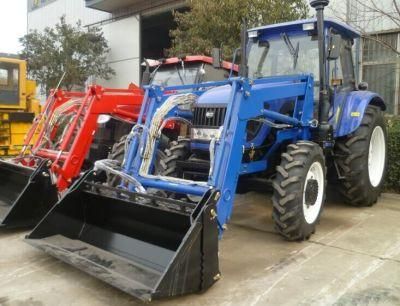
(0, 62), (20, 105)
(151, 63), (202, 87)
(248, 33), (319, 80)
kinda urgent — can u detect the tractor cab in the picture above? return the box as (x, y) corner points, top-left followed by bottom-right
(146, 56), (237, 87)
(191, 19), (361, 144)
(247, 19), (360, 110)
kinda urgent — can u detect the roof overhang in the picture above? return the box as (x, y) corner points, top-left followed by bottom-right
(85, 0), (186, 13)
(249, 18), (360, 40)
(143, 56), (239, 72)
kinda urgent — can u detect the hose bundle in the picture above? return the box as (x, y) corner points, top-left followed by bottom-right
(139, 93), (197, 175)
(94, 159), (146, 193)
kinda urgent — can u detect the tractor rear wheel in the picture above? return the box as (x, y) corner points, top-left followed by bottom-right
(333, 105), (387, 206)
(272, 141), (326, 241)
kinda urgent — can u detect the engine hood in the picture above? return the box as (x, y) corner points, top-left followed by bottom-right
(197, 85), (231, 106)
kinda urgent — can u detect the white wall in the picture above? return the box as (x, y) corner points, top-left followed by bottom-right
(27, 0), (110, 31)
(27, 0), (140, 89)
(97, 15), (141, 88)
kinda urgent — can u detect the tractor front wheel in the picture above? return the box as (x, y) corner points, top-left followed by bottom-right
(157, 139), (191, 177)
(106, 134), (128, 187)
(272, 141), (327, 241)
(333, 105), (387, 206)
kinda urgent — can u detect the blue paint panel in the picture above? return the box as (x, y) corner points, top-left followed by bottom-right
(240, 160), (268, 174)
(191, 142), (210, 151)
(331, 91), (385, 137)
(197, 85), (232, 106)
(139, 177), (208, 196)
(120, 75), (315, 234)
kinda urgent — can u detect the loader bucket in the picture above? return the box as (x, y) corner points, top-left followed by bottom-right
(0, 159), (58, 228)
(25, 174), (220, 302)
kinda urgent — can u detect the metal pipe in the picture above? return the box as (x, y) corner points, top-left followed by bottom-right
(310, 0), (332, 143)
(310, 0), (330, 127)
(261, 109), (302, 127)
(230, 48), (241, 78)
(239, 21), (248, 77)
(139, 176), (209, 196)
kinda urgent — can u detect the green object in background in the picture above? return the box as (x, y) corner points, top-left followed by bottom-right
(385, 116), (400, 192)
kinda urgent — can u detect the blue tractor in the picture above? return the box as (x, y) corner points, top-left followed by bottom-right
(26, 0), (387, 302)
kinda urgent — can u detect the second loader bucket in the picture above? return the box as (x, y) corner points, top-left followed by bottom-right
(25, 173), (220, 302)
(0, 159), (58, 228)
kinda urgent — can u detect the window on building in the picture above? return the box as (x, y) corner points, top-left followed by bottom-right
(362, 32), (399, 114)
(363, 64), (397, 113)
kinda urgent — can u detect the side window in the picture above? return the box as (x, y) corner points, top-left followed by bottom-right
(328, 38), (355, 91)
(329, 54), (343, 86)
(203, 64), (229, 82)
(0, 63), (20, 105)
(340, 39), (356, 89)
(0, 69), (8, 86)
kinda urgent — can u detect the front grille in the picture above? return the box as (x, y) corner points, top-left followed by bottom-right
(192, 106), (227, 128)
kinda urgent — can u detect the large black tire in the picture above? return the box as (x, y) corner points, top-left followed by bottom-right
(272, 141), (327, 241)
(157, 139), (191, 177)
(157, 139), (205, 202)
(333, 105), (387, 207)
(106, 135), (128, 187)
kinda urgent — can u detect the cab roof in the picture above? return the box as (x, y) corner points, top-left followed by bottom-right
(148, 55), (239, 72)
(249, 18), (360, 39)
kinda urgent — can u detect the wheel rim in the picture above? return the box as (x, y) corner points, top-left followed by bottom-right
(303, 161), (324, 224)
(368, 126), (386, 188)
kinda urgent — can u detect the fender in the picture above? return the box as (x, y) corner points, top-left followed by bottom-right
(332, 91), (386, 138)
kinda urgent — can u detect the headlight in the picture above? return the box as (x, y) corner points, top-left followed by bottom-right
(177, 103), (194, 111)
(97, 115), (111, 124)
(191, 128), (220, 141)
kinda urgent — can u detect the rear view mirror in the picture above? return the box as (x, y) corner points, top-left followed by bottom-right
(328, 34), (341, 60)
(358, 81), (369, 91)
(212, 48), (222, 68)
(141, 59), (151, 86)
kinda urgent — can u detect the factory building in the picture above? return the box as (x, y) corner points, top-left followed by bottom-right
(28, 0), (187, 88)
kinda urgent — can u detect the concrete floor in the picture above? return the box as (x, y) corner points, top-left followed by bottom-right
(0, 192), (399, 306)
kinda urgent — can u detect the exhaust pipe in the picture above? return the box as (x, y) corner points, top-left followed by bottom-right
(310, 0), (332, 143)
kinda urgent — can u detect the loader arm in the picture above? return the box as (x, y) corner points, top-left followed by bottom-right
(0, 85), (144, 228)
(43, 85), (143, 191)
(21, 90), (85, 155)
(120, 75), (314, 230)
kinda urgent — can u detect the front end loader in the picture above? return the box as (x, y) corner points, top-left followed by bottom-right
(0, 85), (142, 228)
(0, 55), (236, 229)
(26, 0), (387, 301)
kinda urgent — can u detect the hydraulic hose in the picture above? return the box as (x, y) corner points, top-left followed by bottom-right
(139, 93), (197, 175)
(94, 159), (146, 193)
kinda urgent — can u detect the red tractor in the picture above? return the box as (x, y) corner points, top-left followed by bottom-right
(0, 55), (237, 228)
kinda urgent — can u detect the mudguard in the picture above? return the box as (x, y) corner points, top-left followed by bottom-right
(332, 91), (386, 138)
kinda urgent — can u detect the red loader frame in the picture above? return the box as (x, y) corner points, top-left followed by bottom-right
(18, 84), (142, 191)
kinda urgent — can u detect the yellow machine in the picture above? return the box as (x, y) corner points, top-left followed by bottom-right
(0, 57), (41, 156)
